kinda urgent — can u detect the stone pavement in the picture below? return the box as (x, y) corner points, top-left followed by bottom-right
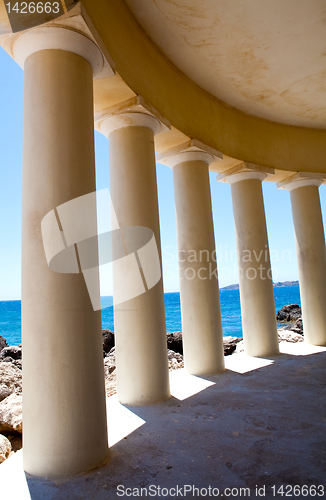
(1, 342), (325, 500)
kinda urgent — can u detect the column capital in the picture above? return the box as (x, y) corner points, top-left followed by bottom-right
(277, 172), (326, 192)
(13, 26), (105, 76)
(96, 96), (171, 137)
(216, 162), (274, 185)
(156, 139), (223, 168)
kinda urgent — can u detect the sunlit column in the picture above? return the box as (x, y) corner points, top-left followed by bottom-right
(17, 27), (109, 477)
(218, 165), (279, 357)
(158, 142), (225, 375)
(99, 101), (171, 405)
(278, 174), (326, 346)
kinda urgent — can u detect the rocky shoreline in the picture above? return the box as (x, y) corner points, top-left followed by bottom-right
(0, 304), (303, 464)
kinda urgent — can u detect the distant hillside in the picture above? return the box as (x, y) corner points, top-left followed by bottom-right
(273, 281), (299, 288)
(221, 280), (299, 291)
(220, 283), (240, 290)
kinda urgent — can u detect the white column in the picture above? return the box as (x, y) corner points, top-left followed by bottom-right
(16, 28), (109, 477)
(162, 150), (225, 375)
(219, 169), (279, 357)
(99, 111), (170, 406)
(279, 177), (326, 346)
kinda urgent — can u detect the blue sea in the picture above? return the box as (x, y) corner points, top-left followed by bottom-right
(0, 285), (301, 346)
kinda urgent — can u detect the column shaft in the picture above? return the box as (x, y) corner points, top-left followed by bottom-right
(173, 161), (224, 374)
(290, 185), (326, 345)
(109, 125), (170, 405)
(231, 178), (279, 356)
(22, 50), (108, 477)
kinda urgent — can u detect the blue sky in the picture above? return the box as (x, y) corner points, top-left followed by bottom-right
(1, 46), (326, 300)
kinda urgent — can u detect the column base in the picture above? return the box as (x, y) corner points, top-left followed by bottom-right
(23, 448), (110, 480)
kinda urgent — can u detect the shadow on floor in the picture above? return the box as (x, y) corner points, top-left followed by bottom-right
(2, 343), (326, 500)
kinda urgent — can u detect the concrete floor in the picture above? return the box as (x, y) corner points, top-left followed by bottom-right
(1, 342), (326, 499)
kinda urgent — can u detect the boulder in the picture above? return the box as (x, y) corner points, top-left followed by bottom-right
(223, 336), (242, 356)
(8, 434), (22, 453)
(278, 328), (304, 343)
(12, 359), (22, 370)
(0, 345), (22, 361)
(167, 349), (183, 363)
(167, 349), (184, 370)
(105, 369), (117, 398)
(234, 329), (304, 354)
(235, 340), (245, 354)
(106, 346), (115, 361)
(103, 348), (117, 397)
(0, 363), (22, 402)
(0, 434), (12, 464)
(166, 332), (183, 354)
(0, 394), (22, 433)
(104, 348), (116, 377)
(102, 329), (115, 355)
(0, 336), (8, 352)
(276, 304), (301, 322)
(167, 332), (242, 356)
(1, 357), (22, 370)
(286, 318), (303, 335)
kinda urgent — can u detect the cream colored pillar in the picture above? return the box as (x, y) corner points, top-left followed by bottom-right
(158, 143), (225, 375)
(15, 27), (109, 477)
(99, 105), (170, 406)
(217, 165), (279, 357)
(278, 175), (326, 346)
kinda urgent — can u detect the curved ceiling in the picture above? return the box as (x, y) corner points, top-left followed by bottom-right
(124, 0), (326, 129)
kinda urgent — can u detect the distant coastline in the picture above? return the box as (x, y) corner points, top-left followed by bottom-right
(0, 282), (302, 344)
(221, 280), (299, 291)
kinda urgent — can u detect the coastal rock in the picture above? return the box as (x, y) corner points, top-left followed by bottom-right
(0, 394), (22, 433)
(13, 359), (22, 370)
(104, 348), (117, 397)
(105, 369), (117, 398)
(285, 318), (303, 335)
(167, 349), (184, 370)
(278, 328), (304, 343)
(167, 332), (183, 355)
(8, 434), (22, 453)
(0, 345), (22, 361)
(102, 347), (185, 396)
(106, 346), (116, 362)
(1, 357), (22, 370)
(234, 328), (304, 354)
(0, 434), (12, 464)
(276, 304), (301, 322)
(223, 336), (242, 356)
(0, 336), (8, 352)
(0, 385), (11, 402)
(0, 363), (22, 402)
(102, 329), (115, 355)
(104, 348), (116, 377)
(166, 332), (243, 357)
(235, 340), (245, 354)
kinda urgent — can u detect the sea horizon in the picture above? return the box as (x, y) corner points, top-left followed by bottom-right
(0, 282), (301, 347)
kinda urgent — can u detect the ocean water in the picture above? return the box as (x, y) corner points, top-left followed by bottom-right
(0, 285), (301, 346)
